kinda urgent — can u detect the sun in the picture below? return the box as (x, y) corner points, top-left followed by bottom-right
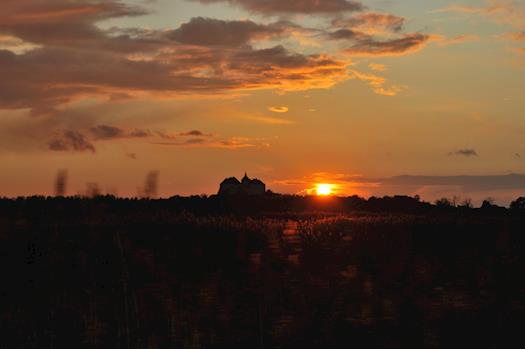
(316, 184), (334, 196)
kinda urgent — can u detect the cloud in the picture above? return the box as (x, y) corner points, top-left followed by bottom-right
(169, 17), (287, 47)
(126, 152), (137, 160)
(370, 174), (525, 193)
(506, 31), (525, 41)
(449, 149), (479, 157)
(368, 63), (386, 71)
(153, 136), (260, 148)
(327, 14), (436, 58)
(349, 70), (406, 96)
(157, 130), (213, 140)
(90, 125), (125, 140)
(435, 1), (525, 50)
(0, 10), (351, 115)
(435, 1), (525, 29)
(327, 29), (369, 41)
(90, 125), (151, 140)
(48, 130), (96, 153)
(192, 0), (364, 15)
(0, 1), (434, 116)
(268, 106), (289, 113)
(436, 34), (480, 46)
(332, 12), (406, 34)
(179, 130), (213, 137)
(242, 115), (294, 125)
(344, 33), (435, 56)
(0, 34), (41, 54)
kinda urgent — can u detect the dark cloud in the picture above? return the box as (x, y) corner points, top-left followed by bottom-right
(0, 1), (434, 116)
(449, 149), (478, 157)
(371, 174), (525, 192)
(327, 29), (368, 41)
(157, 130), (213, 140)
(169, 17), (286, 47)
(192, 0), (364, 14)
(48, 130), (96, 153)
(90, 125), (125, 140)
(0, 0), (151, 51)
(344, 33), (433, 56)
(90, 125), (151, 139)
(0, 7), (350, 115)
(179, 130), (212, 137)
(327, 13), (433, 57)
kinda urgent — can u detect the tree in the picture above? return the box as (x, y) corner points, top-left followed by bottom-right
(460, 198), (473, 209)
(481, 197), (495, 209)
(510, 197), (525, 210)
(435, 197), (452, 208)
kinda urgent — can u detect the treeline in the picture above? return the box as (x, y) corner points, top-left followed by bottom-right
(1, 193), (525, 220)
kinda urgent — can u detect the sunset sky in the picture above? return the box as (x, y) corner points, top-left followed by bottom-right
(1, 0), (525, 204)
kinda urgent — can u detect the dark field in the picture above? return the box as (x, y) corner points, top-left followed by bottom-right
(1, 197), (525, 348)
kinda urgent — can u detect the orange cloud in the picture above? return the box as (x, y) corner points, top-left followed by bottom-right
(368, 63), (386, 72)
(153, 136), (261, 149)
(333, 12), (406, 35)
(349, 70), (406, 96)
(268, 106), (289, 113)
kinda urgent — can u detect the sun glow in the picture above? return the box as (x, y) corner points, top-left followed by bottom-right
(316, 183), (334, 196)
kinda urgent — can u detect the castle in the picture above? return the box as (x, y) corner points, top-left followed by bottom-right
(218, 173), (266, 195)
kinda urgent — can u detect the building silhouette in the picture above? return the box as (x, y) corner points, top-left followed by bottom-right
(219, 173), (266, 195)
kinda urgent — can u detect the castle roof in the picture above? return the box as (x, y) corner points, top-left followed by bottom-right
(221, 177), (240, 185)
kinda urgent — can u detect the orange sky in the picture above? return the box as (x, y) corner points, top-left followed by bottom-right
(1, 0), (525, 205)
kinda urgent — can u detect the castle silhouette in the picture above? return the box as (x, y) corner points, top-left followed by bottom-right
(218, 173), (266, 195)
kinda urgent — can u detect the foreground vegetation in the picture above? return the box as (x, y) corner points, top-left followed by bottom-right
(1, 196), (524, 348)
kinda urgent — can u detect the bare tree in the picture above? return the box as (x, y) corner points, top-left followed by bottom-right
(460, 198), (473, 209)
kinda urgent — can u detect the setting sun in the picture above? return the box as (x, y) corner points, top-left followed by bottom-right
(316, 184), (334, 196)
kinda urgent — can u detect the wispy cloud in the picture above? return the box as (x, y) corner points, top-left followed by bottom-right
(242, 115), (295, 125)
(435, 0), (525, 51)
(268, 106), (289, 113)
(368, 63), (386, 72)
(449, 149), (479, 157)
(436, 34), (480, 46)
(153, 136), (262, 149)
(349, 70), (407, 96)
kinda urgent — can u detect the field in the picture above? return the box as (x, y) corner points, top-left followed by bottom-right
(1, 197), (525, 348)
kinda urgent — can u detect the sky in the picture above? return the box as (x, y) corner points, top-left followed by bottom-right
(1, 0), (525, 205)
